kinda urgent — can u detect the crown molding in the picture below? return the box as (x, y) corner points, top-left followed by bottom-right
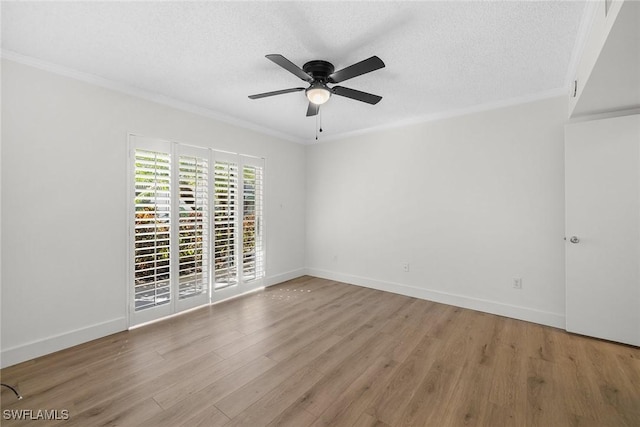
(310, 87), (567, 144)
(3, 48), (573, 146)
(1, 49), (303, 144)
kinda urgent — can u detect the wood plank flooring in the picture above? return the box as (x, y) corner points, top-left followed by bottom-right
(1, 276), (639, 426)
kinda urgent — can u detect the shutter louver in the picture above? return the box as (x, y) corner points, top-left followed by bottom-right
(242, 165), (264, 281)
(178, 155), (209, 300)
(134, 149), (172, 311)
(214, 161), (238, 289)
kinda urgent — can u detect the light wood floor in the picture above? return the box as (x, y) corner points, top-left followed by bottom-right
(1, 276), (639, 426)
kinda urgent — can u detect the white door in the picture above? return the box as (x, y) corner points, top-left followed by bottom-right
(211, 153), (265, 303)
(129, 137), (211, 326)
(175, 144), (212, 312)
(565, 114), (640, 346)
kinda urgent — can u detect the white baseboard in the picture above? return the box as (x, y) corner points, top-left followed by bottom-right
(0, 270), (306, 368)
(264, 268), (307, 287)
(1, 268), (561, 368)
(305, 268), (565, 329)
(1, 317), (127, 369)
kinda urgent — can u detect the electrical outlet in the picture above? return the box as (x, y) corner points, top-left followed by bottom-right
(401, 262), (410, 272)
(513, 278), (522, 289)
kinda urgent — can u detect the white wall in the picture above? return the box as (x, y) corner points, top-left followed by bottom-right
(1, 59), (307, 367)
(1, 57), (570, 368)
(306, 96), (567, 327)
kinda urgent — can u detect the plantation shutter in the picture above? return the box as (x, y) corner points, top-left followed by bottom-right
(213, 155), (239, 289)
(242, 158), (264, 281)
(130, 136), (266, 325)
(177, 148), (210, 301)
(133, 146), (172, 312)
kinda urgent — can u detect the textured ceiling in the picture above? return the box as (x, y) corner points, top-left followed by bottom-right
(1, 1), (587, 143)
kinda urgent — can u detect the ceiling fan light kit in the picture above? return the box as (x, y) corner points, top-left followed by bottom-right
(306, 83), (331, 105)
(249, 54), (385, 117)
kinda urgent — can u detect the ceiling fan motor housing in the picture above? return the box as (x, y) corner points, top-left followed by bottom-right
(303, 60), (335, 82)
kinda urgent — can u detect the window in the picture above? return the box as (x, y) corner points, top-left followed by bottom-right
(133, 148), (172, 311)
(178, 154), (209, 299)
(242, 163), (264, 281)
(129, 135), (265, 325)
(213, 159), (239, 289)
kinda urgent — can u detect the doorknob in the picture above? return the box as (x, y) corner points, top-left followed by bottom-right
(569, 236), (580, 244)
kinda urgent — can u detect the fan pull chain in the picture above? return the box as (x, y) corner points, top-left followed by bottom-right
(315, 109), (324, 141)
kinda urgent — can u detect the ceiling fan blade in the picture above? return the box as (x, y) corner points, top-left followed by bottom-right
(331, 86), (382, 105)
(328, 56), (385, 83)
(248, 87), (305, 99)
(266, 54), (313, 82)
(306, 102), (320, 117)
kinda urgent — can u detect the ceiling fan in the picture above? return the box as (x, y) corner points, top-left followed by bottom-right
(248, 54), (385, 117)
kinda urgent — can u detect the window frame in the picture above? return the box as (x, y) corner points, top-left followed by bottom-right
(127, 135), (265, 327)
